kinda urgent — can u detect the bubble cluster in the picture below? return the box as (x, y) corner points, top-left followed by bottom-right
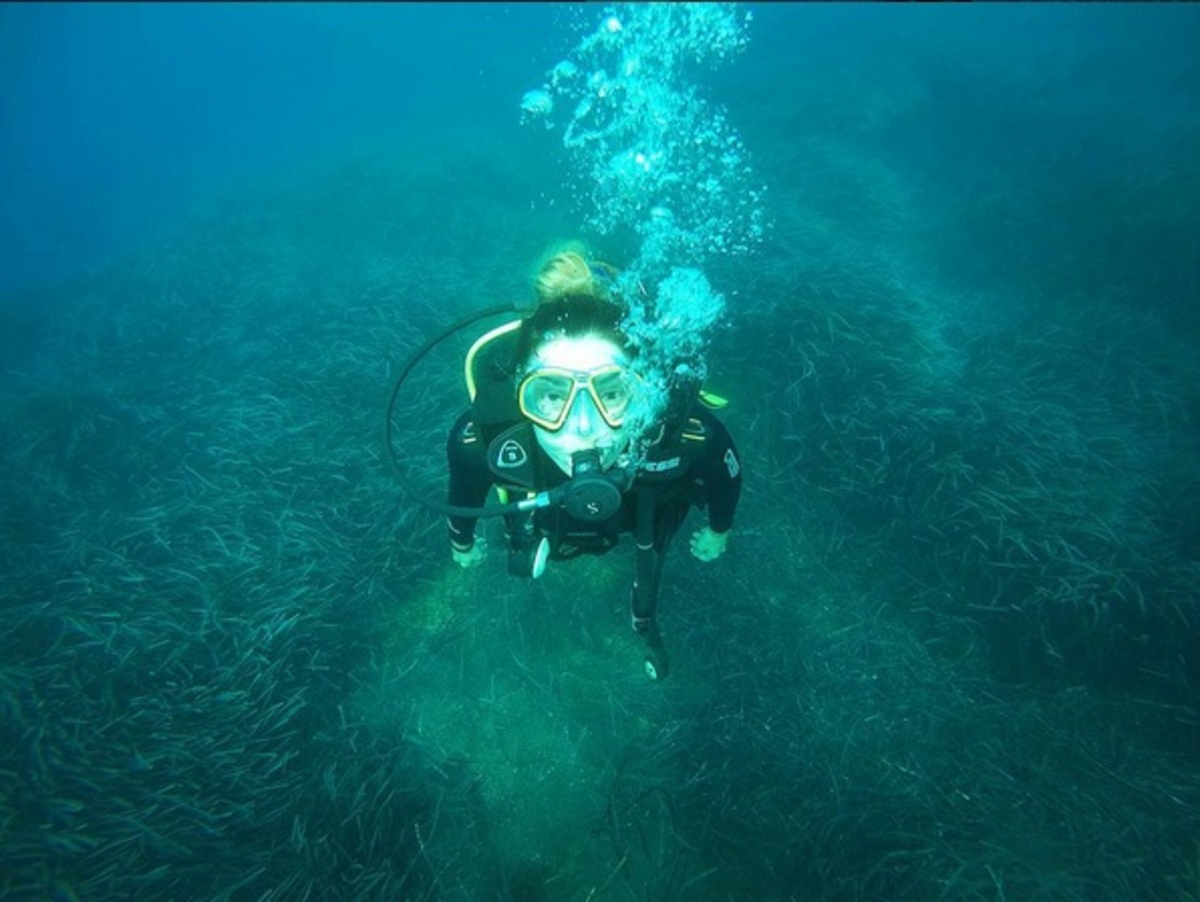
(525, 4), (764, 262)
(617, 265), (727, 441)
(520, 89), (554, 125)
(522, 3), (765, 449)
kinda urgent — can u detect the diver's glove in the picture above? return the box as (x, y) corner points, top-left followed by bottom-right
(451, 538), (486, 569)
(689, 526), (729, 562)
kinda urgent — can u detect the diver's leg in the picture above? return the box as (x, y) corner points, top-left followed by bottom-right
(631, 590), (668, 681)
(630, 500), (689, 681)
(630, 499), (665, 679)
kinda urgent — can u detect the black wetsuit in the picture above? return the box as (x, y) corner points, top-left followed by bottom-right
(445, 404), (743, 621)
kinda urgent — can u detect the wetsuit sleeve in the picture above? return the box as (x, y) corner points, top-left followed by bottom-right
(694, 409), (743, 534)
(446, 409), (492, 549)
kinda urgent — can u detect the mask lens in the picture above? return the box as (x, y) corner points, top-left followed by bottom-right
(520, 373), (576, 429)
(591, 369), (635, 426)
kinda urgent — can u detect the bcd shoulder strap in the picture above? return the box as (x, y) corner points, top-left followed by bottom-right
(466, 320), (523, 431)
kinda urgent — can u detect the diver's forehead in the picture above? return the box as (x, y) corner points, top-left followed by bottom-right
(532, 335), (626, 370)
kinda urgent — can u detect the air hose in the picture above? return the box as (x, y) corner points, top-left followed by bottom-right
(382, 301), (542, 519)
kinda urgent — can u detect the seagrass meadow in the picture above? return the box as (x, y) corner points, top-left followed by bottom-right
(4, 9), (1200, 902)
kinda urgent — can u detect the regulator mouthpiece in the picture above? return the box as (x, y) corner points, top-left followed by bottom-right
(559, 449), (630, 522)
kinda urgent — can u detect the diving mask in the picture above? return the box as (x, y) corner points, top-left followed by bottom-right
(518, 364), (639, 432)
(521, 335), (640, 476)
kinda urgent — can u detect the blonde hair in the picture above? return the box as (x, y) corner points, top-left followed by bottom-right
(534, 242), (612, 302)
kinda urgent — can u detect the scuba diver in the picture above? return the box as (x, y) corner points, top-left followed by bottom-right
(440, 246), (743, 681)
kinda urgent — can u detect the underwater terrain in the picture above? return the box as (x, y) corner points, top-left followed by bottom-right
(2, 4), (1198, 900)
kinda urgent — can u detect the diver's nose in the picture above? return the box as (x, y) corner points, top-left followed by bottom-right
(566, 391), (599, 437)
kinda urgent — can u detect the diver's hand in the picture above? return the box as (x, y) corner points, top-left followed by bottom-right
(451, 540), (486, 569)
(689, 526), (729, 562)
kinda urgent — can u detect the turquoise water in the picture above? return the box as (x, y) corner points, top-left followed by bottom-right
(2, 4), (1198, 899)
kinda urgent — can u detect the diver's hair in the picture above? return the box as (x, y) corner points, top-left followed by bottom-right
(513, 294), (632, 372)
(533, 244), (615, 303)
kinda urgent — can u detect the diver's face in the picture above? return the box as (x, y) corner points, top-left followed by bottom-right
(522, 335), (633, 476)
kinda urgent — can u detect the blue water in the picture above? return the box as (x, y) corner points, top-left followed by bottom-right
(0, 2), (564, 296)
(4, 3), (1196, 299)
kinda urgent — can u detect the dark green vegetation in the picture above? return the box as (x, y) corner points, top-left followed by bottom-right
(4, 66), (1200, 902)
